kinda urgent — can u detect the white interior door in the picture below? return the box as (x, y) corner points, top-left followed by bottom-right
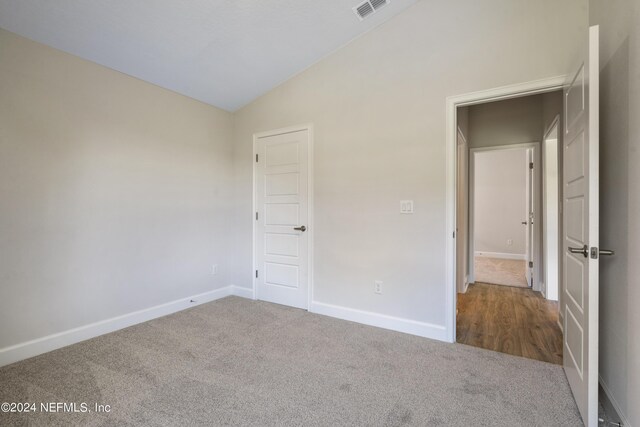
(255, 129), (309, 309)
(524, 148), (534, 287)
(563, 25), (599, 427)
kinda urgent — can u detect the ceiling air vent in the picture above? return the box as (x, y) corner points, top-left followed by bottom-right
(370, 0), (389, 11)
(353, 0), (389, 21)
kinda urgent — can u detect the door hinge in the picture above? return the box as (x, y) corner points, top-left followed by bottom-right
(256, 212), (258, 220)
(256, 154), (259, 162)
(529, 162), (534, 169)
(529, 261), (533, 268)
(255, 270), (258, 278)
(453, 231), (455, 238)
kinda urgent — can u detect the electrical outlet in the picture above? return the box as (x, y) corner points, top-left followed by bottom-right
(507, 239), (513, 246)
(374, 280), (383, 294)
(211, 264), (218, 275)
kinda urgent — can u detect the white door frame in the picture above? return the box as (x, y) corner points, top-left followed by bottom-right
(456, 127), (469, 293)
(445, 76), (566, 343)
(468, 142), (541, 289)
(542, 115), (561, 301)
(252, 123), (314, 309)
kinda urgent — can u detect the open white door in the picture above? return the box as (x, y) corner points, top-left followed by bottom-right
(562, 25), (599, 426)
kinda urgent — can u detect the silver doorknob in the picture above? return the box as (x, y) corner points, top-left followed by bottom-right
(293, 225), (306, 232)
(596, 248), (615, 257)
(569, 245), (589, 258)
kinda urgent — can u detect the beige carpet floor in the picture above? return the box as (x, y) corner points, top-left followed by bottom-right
(0, 296), (582, 426)
(474, 256), (528, 287)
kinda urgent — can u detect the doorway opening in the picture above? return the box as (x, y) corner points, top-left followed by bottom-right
(454, 91), (564, 365)
(542, 118), (560, 301)
(470, 144), (536, 289)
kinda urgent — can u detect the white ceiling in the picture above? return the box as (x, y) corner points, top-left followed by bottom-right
(0, 0), (418, 111)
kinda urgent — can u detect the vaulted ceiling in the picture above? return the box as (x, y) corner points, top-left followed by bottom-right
(0, 0), (419, 111)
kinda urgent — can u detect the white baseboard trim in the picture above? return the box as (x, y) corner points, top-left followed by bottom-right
(599, 375), (632, 427)
(309, 301), (448, 342)
(0, 285), (247, 368)
(230, 285), (254, 299)
(475, 251), (526, 261)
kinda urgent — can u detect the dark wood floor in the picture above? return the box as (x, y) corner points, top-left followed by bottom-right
(457, 283), (563, 365)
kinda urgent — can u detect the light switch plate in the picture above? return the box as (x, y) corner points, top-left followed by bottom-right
(400, 200), (414, 214)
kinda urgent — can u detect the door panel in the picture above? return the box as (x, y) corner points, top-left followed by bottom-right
(265, 234), (299, 257)
(255, 129), (309, 309)
(566, 65), (585, 129)
(265, 262), (299, 288)
(565, 132), (586, 183)
(565, 198), (585, 242)
(265, 142), (299, 166)
(265, 204), (299, 225)
(565, 255), (584, 309)
(265, 173), (299, 196)
(565, 306), (584, 375)
(562, 25), (599, 427)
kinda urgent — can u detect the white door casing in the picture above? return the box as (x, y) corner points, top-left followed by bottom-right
(456, 128), (469, 293)
(254, 127), (311, 309)
(562, 25), (599, 427)
(447, 76), (566, 343)
(543, 118), (560, 301)
(525, 148), (534, 287)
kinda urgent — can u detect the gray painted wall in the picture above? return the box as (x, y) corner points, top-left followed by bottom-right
(468, 95), (543, 149)
(232, 0), (585, 327)
(0, 29), (235, 349)
(590, 0), (640, 424)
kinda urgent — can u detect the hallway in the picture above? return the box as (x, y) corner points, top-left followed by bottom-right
(456, 283), (562, 365)
(474, 256), (528, 288)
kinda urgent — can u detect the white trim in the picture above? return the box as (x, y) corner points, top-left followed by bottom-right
(446, 75), (566, 343)
(587, 26), (601, 426)
(542, 115), (561, 302)
(230, 285), (254, 299)
(599, 376), (632, 427)
(543, 115), (561, 141)
(469, 142), (541, 153)
(456, 126), (468, 144)
(252, 123), (314, 310)
(0, 285), (249, 368)
(309, 301), (448, 341)
(455, 129), (470, 294)
(474, 251), (526, 261)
